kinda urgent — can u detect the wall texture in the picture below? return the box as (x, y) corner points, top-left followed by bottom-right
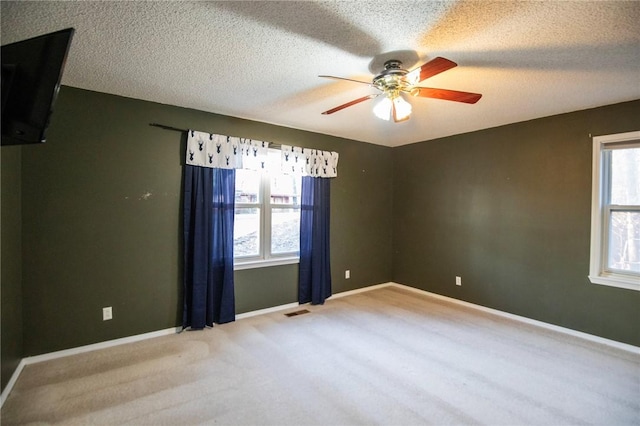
(393, 100), (640, 346)
(1, 145), (23, 391)
(2, 88), (638, 393)
(18, 86), (393, 356)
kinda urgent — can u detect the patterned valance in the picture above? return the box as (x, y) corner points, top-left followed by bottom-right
(186, 130), (269, 170)
(281, 145), (338, 178)
(186, 130), (339, 178)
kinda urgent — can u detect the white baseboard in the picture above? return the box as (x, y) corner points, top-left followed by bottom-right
(236, 302), (300, 320)
(0, 326), (180, 408)
(1, 285), (391, 407)
(331, 282), (393, 299)
(387, 282), (640, 355)
(2, 281), (637, 408)
(22, 327), (183, 366)
(235, 282), (393, 319)
(0, 358), (26, 407)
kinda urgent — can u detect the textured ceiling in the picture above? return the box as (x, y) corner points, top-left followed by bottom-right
(2, 1), (639, 147)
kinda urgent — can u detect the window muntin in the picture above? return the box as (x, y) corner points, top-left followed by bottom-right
(589, 132), (640, 291)
(234, 150), (302, 269)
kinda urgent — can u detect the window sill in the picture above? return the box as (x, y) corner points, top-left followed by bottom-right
(234, 256), (299, 271)
(588, 274), (639, 291)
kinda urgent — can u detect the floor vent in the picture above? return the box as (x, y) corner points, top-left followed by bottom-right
(285, 309), (310, 317)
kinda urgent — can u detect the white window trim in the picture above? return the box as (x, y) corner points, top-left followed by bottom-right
(234, 150), (301, 270)
(589, 131), (640, 291)
(234, 256), (299, 271)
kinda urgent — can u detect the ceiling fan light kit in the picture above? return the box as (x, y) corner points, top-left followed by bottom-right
(321, 56), (482, 123)
(373, 96), (412, 122)
(392, 96), (412, 122)
(373, 97), (392, 120)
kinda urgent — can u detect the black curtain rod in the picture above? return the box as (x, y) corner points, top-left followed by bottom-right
(149, 123), (188, 132)
(149, 123), (281, 148)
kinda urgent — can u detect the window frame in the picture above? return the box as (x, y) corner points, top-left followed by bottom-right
(589, 131), (640, 291)
(234, 150), (301, 270)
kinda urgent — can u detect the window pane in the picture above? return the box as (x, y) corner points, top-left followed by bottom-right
(235, 169), (260, 203)
(271, 208), (300, 254)
(607, 211), (640, 273)
(234, 208), (260, 257)
(610, 147), (640, 205)
(271, 174), (301, 206)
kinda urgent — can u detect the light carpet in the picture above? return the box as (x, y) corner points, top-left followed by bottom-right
(2, 286), (639, 425)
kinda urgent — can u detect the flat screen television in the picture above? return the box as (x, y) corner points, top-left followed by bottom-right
(1, 28), (74, 146)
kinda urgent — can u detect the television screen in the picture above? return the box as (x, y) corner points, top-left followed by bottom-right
(1, 28), (74, 146)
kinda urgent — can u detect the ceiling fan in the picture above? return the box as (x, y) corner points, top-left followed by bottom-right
(320, 57), (482, 123)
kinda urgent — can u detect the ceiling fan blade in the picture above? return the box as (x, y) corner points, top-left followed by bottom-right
(407, 57), (457, 83)
(321, 94), (378, 115)
(410, 87), (482, 104)
(319, 75), (372, 86)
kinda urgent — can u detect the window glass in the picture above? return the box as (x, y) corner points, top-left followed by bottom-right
(235, 169), (260, 203)
(234, 207), (260, 257)
(271, 174), (301, 206)
(610, 148), (640, 205)
(271, 208), (300, 254)
(608, 211), (640, 273)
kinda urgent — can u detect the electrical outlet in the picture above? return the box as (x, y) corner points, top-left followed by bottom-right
(102, 306), (113, 321)
(345, 270), (350, 279)
(455, 276), (462, 286)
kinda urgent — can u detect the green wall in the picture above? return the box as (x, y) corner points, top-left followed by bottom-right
(393, 100), (640, 346)
(2, 87), (638, 392)
(1, 145), (23, 391)
(17, 86), (393, 356)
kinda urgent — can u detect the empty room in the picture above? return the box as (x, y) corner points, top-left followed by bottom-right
(1, 1), (639, 424)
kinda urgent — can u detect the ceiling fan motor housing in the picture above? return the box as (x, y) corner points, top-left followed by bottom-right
(373, 60), (412, 96)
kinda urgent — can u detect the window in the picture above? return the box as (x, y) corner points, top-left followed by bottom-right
(589, 131), (640, 291)
(234, 149), (302, 269)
